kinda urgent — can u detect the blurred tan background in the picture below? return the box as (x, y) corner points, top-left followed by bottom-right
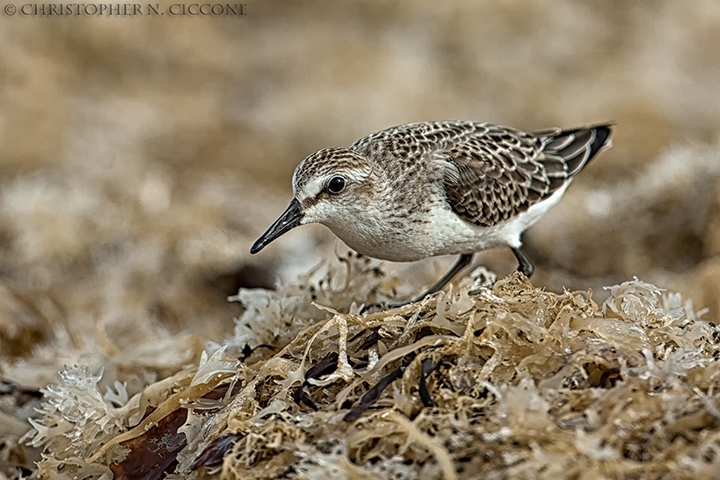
(1, 0), (720, 371)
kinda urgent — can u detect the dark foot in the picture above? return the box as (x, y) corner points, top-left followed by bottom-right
(511, 247), (534, 277)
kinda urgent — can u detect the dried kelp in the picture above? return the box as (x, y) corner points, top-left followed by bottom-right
(20, 255), (720, 479)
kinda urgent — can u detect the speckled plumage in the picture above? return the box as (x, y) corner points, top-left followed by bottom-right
(252, 120), (613, 298)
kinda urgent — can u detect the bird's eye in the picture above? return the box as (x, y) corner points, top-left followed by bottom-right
(327, 176), (346, 194)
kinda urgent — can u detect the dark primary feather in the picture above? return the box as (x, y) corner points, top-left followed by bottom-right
(441, 123), (613, 227)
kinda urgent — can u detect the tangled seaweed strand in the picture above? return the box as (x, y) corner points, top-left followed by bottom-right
(22, 256), (720, 480)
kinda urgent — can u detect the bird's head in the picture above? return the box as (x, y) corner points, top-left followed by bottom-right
(250, 147), (376, 254)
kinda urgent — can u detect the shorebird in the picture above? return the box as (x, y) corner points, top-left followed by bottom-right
(251, 121), (612, 300)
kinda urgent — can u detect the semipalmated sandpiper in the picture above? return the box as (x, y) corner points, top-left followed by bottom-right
(251, 121), (612, 299)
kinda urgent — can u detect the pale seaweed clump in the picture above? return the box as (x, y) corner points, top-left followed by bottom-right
(185, 273), (720, 479)
(22, 345), (239, 480)
(225, 252), (413, 353)
(20, 366), (135, 479)
(21, 267), (720, 479)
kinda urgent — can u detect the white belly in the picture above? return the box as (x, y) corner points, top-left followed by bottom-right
(420, 183), (570, 257)
(327, 184), (569, 262)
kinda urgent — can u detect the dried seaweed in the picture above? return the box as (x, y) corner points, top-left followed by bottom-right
(109, 408), (188, 480)
(418, 358), (437, 408)
(343, 366), (405, 422)
(191, 434), (242, 470)
(16, 256), (720, 479)
(293, 352), (340, 411)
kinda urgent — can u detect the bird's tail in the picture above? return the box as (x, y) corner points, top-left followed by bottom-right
(536, 123), (614, 177)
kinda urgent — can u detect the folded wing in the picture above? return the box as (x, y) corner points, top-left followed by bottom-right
(442, 123), (613, 227)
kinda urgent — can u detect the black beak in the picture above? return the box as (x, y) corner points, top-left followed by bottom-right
(250, 198), (304, 254)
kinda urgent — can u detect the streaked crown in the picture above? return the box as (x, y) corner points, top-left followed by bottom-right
(291, 147), (374, 202)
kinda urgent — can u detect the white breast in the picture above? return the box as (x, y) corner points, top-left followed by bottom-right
(326, 183), (570, 262)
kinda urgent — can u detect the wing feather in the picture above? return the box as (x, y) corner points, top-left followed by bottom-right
(348, 120), (612, 228)
(442, 123), (612, 227)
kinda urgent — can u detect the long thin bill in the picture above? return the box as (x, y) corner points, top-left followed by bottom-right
(250, 198), (304, 254)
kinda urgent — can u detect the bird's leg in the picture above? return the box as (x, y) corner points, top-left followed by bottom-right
(511, 247), (534, 277)
(412, 253), (474, 302)
(359, 253), (474, 313)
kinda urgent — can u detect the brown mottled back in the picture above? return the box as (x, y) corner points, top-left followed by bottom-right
(350, 121), (612, 227)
